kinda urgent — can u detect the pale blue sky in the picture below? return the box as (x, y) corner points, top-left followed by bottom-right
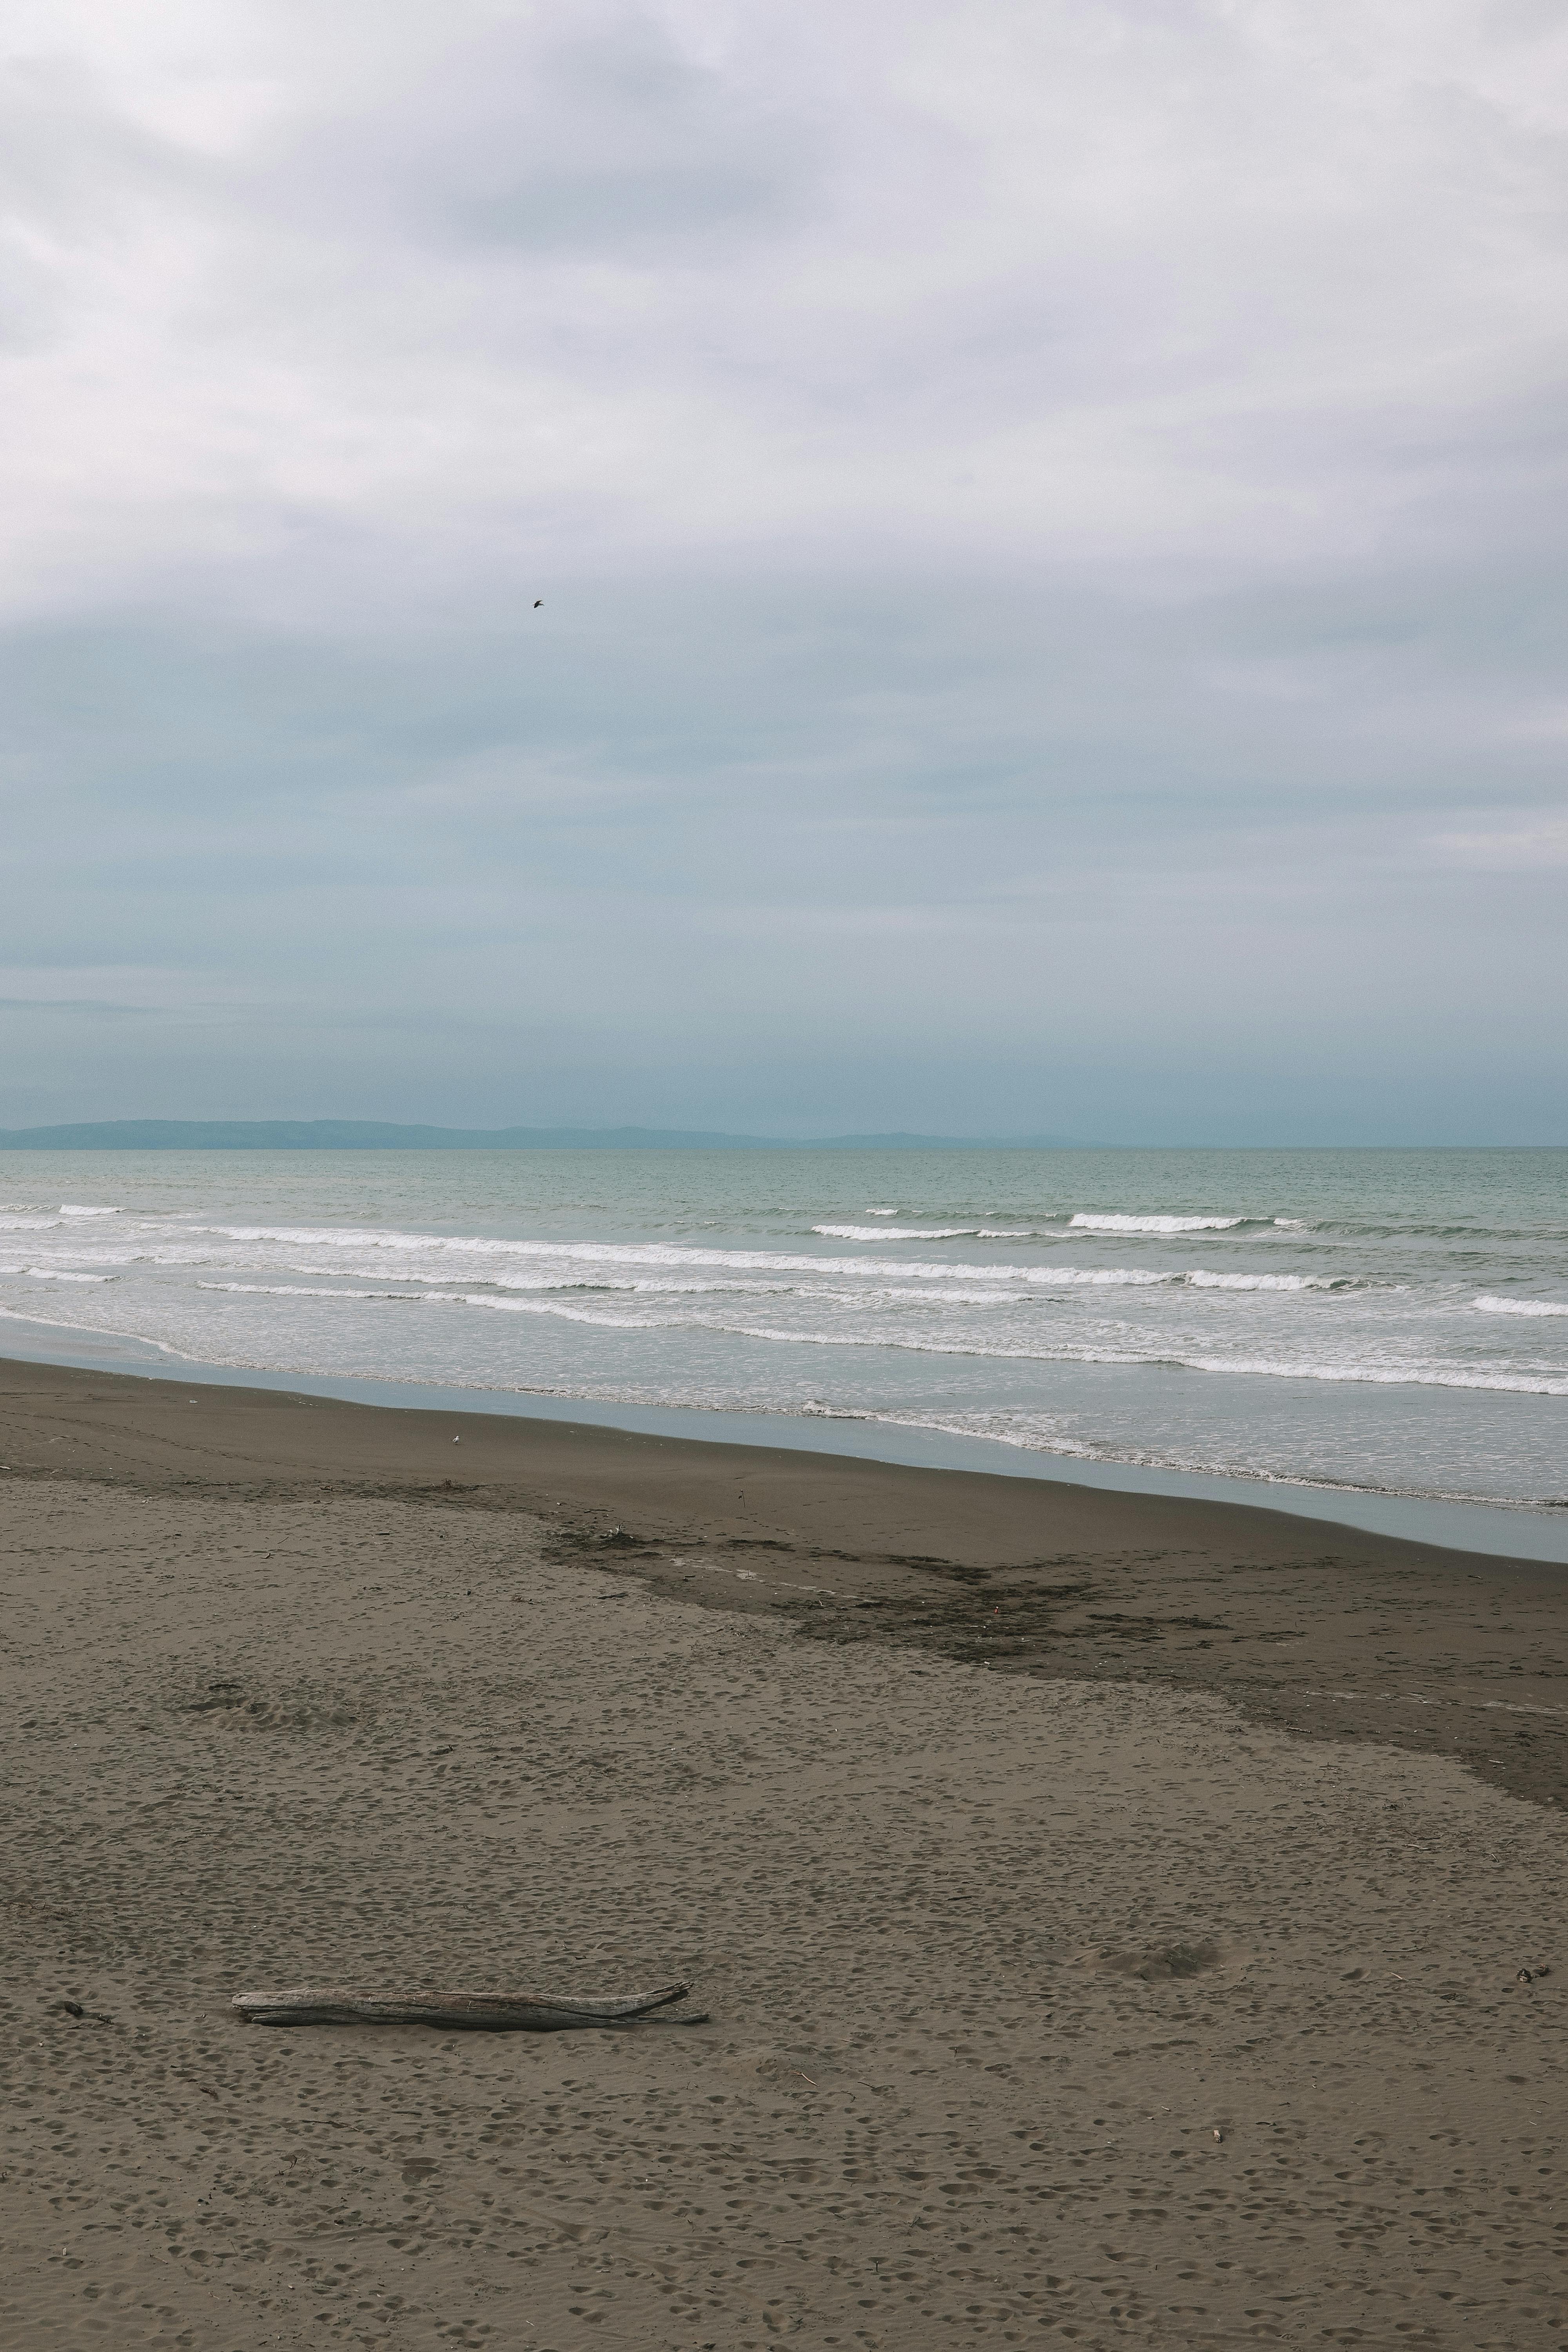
(2, 2), (1566, 1141)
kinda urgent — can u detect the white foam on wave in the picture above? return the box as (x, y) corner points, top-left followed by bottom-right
(59, 1203), (121, 1218)
(198, 1277), (658, 1332)
(1035, 1267), (1171, 1288)
(710, 1327), (1568, 1391)
(0, 1302), (184, 1352)
(981, 1277), (1161, 1302)
(459, 1292), (660, 1331)
(140, 1221), (1379, 1301)
(814, 1224), (984, 1241)
(1474, 1294), (1568, 1317)
(199, 1281), (424, 1301)
(16, 1268), (116, 1283)
(201, 1274), (791, 1304)
(709, 1321), (1089, 1361)
(1177, 1353), (1568, 1397)
(841, 1409), (1550, 1511)
(27, 1250), (137, 1270)
(496, 1276), (794, 1298)
(742, 1264), (1173, 1296)
(1187, 1271), (1347, 1292)
(815, 1224), (1037, 1242)
(817, 1266), (1334, 1297)
(866, 1207), (899, 1217)
(280, 1265), (797, 1301)
(200, 1223), (1089, 1286)
(181, 1269), (1341, 1358)
(1069, 1212), (1245, 1234)
(211, 1221), (515, 1252)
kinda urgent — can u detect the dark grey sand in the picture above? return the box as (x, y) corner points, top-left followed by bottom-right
(2, 1359), (1565, 2349)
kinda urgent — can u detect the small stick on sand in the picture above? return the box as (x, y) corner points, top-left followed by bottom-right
(231, 1982), (704, 2030)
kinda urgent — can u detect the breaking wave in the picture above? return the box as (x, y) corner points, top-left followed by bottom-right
(1068, 1212), (1246, 1234)
(4, 1148), (1565, 1510)
(813, 1224), (995, 1241)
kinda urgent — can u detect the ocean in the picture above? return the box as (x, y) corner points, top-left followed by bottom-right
(2, 1145), (1564, 1532)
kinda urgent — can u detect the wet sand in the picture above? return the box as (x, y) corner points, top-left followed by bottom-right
(2, 1357), (1566, 2348)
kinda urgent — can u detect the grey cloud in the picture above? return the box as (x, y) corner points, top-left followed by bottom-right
(0, 2), (1564, 1138)
(455, 160), (794, 251)
(258, 13), (818, 258)
(445, 25), (813, 251)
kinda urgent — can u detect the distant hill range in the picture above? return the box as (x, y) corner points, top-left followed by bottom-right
(0, 1119), (1078, 1152)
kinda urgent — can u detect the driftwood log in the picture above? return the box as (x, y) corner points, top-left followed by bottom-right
(231, 1982), (704, 2031)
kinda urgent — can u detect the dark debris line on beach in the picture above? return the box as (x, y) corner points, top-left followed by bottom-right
(541, 1517), (1568, 1815)
(0, 1351), (1562, 1815)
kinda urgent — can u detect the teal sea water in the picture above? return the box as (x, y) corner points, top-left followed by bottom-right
(1, 1147), (1564, 1519)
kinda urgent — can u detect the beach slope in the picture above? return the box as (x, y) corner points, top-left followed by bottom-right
(2, 1359), (1565, 2348)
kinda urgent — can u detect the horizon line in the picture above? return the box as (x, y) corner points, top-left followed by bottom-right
(0, 1118), (1563, 1152)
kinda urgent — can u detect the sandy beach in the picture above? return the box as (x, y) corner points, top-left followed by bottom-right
(2, 1356), (1565, 2349)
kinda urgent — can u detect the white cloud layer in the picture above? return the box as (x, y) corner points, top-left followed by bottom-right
(1, 0), (1565, 1137)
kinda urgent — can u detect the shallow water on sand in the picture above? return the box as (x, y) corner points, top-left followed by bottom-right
(1, 1145), (1564, 1510)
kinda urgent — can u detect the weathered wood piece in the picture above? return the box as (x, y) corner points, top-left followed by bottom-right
(231, 1982), (702, 2031)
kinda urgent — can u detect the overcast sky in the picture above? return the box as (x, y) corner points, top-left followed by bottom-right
(3, 0), (1566, 1142)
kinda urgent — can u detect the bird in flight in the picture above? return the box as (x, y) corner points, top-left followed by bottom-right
(534, 598), (543, 609)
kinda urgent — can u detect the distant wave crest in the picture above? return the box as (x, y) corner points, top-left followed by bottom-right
(4, 1267), (117, 1283)
(1188, 1271), (1349, 1292)
(813, 1224), (989, 1241)
(1068, 1212), (1245, 1234)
